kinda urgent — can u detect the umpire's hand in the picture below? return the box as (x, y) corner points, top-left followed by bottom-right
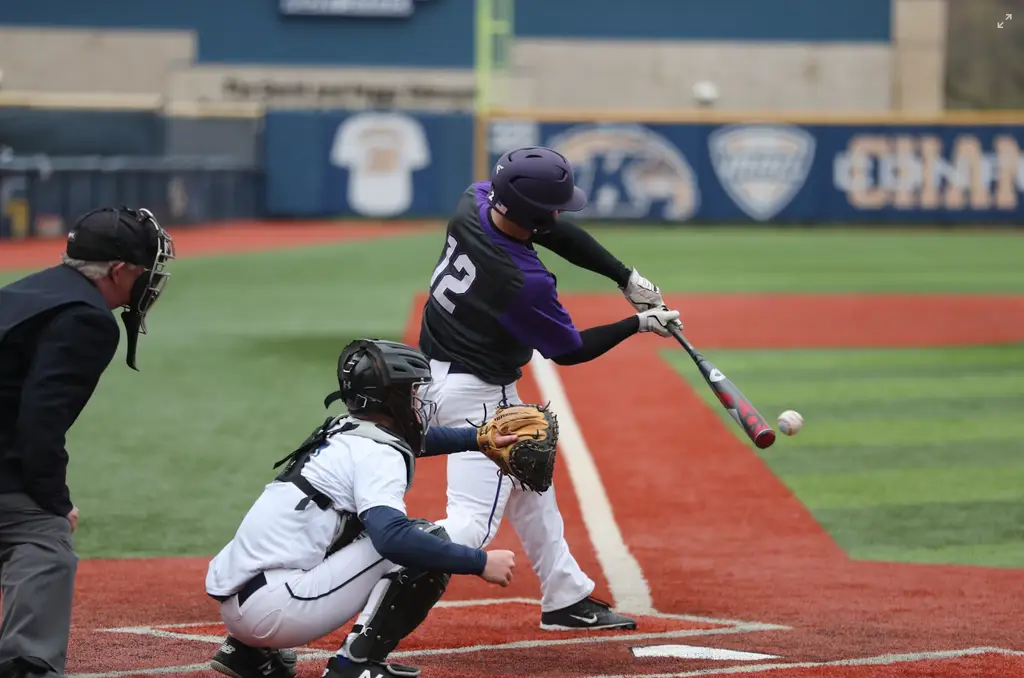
(66, 506), (79, 532)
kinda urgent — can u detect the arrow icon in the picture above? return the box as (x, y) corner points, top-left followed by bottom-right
(1007, 13), (1012, 19)
(999, 21), (1004, 27)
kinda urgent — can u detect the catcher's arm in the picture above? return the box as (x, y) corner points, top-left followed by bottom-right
(420, 425), (517, 458)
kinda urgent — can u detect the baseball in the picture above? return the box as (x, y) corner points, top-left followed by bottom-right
(777, 410), (804, 436)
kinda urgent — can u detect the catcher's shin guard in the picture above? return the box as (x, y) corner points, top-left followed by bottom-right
(341, 520), (451, 669)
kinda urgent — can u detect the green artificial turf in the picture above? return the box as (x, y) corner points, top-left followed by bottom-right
(664, 343), (1024, 568)
(0, 225), (1021, 560)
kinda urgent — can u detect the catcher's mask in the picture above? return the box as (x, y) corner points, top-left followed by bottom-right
(324, 339), (436, 455)
(488, 146), (587, 235)
(65, 206), (175, 371)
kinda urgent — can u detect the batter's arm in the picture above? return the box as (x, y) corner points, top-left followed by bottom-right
(550, 316), (639, 366)
(532, 218), (631, 287)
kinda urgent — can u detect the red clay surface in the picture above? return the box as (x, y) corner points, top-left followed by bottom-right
(8, 224), (1020, 678)
(0, 220), (434, 270)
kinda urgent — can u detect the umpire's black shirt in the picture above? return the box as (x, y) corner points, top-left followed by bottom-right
(0, 265), (119, 516)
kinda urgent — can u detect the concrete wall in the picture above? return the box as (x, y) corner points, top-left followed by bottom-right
(0, 27), (194, 95)
(0, 0), (946, 114)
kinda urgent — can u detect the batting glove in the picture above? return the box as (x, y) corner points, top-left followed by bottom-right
(637, 307), (681, 337)
(621, 268), (664, 312)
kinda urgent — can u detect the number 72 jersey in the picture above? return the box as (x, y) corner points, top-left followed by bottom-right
(417, 181), (583, 386)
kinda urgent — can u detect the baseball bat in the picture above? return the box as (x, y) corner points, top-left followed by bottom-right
(668, 324), (776, 450)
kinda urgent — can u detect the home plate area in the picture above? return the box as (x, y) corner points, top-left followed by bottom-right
(73, 598), (790, 678)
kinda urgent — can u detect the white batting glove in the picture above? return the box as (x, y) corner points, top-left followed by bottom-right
(637, 307), (681, 337)
(621, 268), (665, 312)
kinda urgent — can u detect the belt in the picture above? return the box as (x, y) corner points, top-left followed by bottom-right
(209, 571), (267, 606)
(448, 362), (474, 375)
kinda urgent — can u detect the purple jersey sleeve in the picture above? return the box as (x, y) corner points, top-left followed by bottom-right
(499, 271), (583, 359)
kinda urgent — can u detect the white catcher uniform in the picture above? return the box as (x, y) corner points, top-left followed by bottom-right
(206, 418), (424, 648)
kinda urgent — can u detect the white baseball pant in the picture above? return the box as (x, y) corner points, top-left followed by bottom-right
(217, 537), (395, 649)
(422, 359), (594, 613)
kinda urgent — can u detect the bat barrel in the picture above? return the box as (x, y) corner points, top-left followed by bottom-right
(753, 428), (776, 449)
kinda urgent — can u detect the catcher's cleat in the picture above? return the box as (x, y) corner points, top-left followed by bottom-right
(321, 655), (421, 677)
(539, 595), (638, 631)
(211, 636), (297, 678)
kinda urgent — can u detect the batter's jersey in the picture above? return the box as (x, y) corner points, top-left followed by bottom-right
(418, 181), (583, 385)
(205, 433), (409, 597)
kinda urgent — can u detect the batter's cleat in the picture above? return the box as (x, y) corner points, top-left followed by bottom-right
(211, 636), (298, 678)
(539, 595), (638, 631)
(321, 655), (421, 678)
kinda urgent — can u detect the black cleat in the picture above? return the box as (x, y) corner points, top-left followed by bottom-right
(539, 595), (638, 631)
(320, 655), (421, 678)
(211, 636), (297, 678)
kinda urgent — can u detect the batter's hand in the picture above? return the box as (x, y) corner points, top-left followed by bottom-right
(481, 550), (516, 587)
(637, 307), (681, 337)
(621, 268), (664, 312)
(66, 506), (79, 533)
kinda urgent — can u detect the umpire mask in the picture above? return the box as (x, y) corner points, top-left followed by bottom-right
(120, 209), (175, 371)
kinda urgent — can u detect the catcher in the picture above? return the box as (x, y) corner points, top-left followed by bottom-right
(206, 339), (555, 678)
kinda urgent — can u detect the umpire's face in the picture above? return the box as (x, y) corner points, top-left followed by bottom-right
(99, 261), (147, 310)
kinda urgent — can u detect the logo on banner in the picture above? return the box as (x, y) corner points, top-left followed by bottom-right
(833, 134), (1024, 211)
(280, 0), (430, 18)
(709, 125), (815, 221)
(330, 112), (430, 217)
(546, 124), (700, 221)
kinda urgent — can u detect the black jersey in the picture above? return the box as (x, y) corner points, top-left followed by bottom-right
(418, 182), (582, 385)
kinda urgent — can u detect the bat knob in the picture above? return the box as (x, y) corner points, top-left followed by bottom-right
(754, 429), (776, 450)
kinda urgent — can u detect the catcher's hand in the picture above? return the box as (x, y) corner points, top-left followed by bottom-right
(476, 404), (558, 492)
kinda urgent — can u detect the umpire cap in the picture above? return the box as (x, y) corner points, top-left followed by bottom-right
(65, 207), (160, 266)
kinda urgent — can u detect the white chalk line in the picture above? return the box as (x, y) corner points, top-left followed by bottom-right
(584, 646), (1024, 678)
(70, 623), (778, 678)
(530, 351), (654, 615)
(78, 598), (788, 678)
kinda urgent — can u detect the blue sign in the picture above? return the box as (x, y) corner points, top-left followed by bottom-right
(279, 0), (430, 17)
(260, 111), (1024, 224)
(485, 120), (1024, 224)
(263, 109), (473, 217)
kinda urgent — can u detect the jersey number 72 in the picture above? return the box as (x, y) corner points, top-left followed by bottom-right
(429, 235), (477, 314)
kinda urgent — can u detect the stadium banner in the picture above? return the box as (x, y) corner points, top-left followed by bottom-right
(263, 109), (473, 218)
(481, 118), (1024, 224)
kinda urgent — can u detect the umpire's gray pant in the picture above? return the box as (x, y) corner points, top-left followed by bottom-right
(0, 493), (77, 677)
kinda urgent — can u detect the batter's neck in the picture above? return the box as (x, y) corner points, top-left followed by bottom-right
(489, 209), (531, 241)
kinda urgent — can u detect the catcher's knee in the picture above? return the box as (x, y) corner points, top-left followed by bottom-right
(347, 520), (451, 663)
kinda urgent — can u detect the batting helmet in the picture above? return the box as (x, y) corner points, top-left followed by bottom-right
(488, 147), (587, 234)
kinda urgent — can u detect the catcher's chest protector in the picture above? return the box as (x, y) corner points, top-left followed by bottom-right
(273, 417), (417, 555)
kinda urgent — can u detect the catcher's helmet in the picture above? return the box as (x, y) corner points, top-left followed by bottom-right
(324, 339), (436, 455)
(488, 146), (587, 234)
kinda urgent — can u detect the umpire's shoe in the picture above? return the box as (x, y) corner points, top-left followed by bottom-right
(321, 655), (420, 678)
(211, 636), (297, 678)
(540, 595), (638, 631)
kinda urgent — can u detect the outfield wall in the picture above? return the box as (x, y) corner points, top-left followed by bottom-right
(5, 108), (1024, 237)
(260, 109), (1024, 225)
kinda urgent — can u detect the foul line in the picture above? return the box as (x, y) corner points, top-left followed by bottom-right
(530, 352), (654, 615)
(585, 647), (1024, 678)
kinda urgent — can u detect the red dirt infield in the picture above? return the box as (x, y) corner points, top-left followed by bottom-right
(4, 224), (1022, 677)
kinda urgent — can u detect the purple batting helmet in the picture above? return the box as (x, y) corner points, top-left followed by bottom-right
(488, 147), (588, 234)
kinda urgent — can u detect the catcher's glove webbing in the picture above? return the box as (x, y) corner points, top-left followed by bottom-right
(475, 404), (559, 492)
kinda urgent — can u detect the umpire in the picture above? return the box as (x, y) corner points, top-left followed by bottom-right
(0, 207), (174, 678)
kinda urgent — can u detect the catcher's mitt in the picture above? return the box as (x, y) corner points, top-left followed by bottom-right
(476, 404), (558, 492)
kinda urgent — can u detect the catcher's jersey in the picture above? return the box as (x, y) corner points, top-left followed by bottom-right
(205, 431), (409, 597)
(418, 181), (582, 385)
